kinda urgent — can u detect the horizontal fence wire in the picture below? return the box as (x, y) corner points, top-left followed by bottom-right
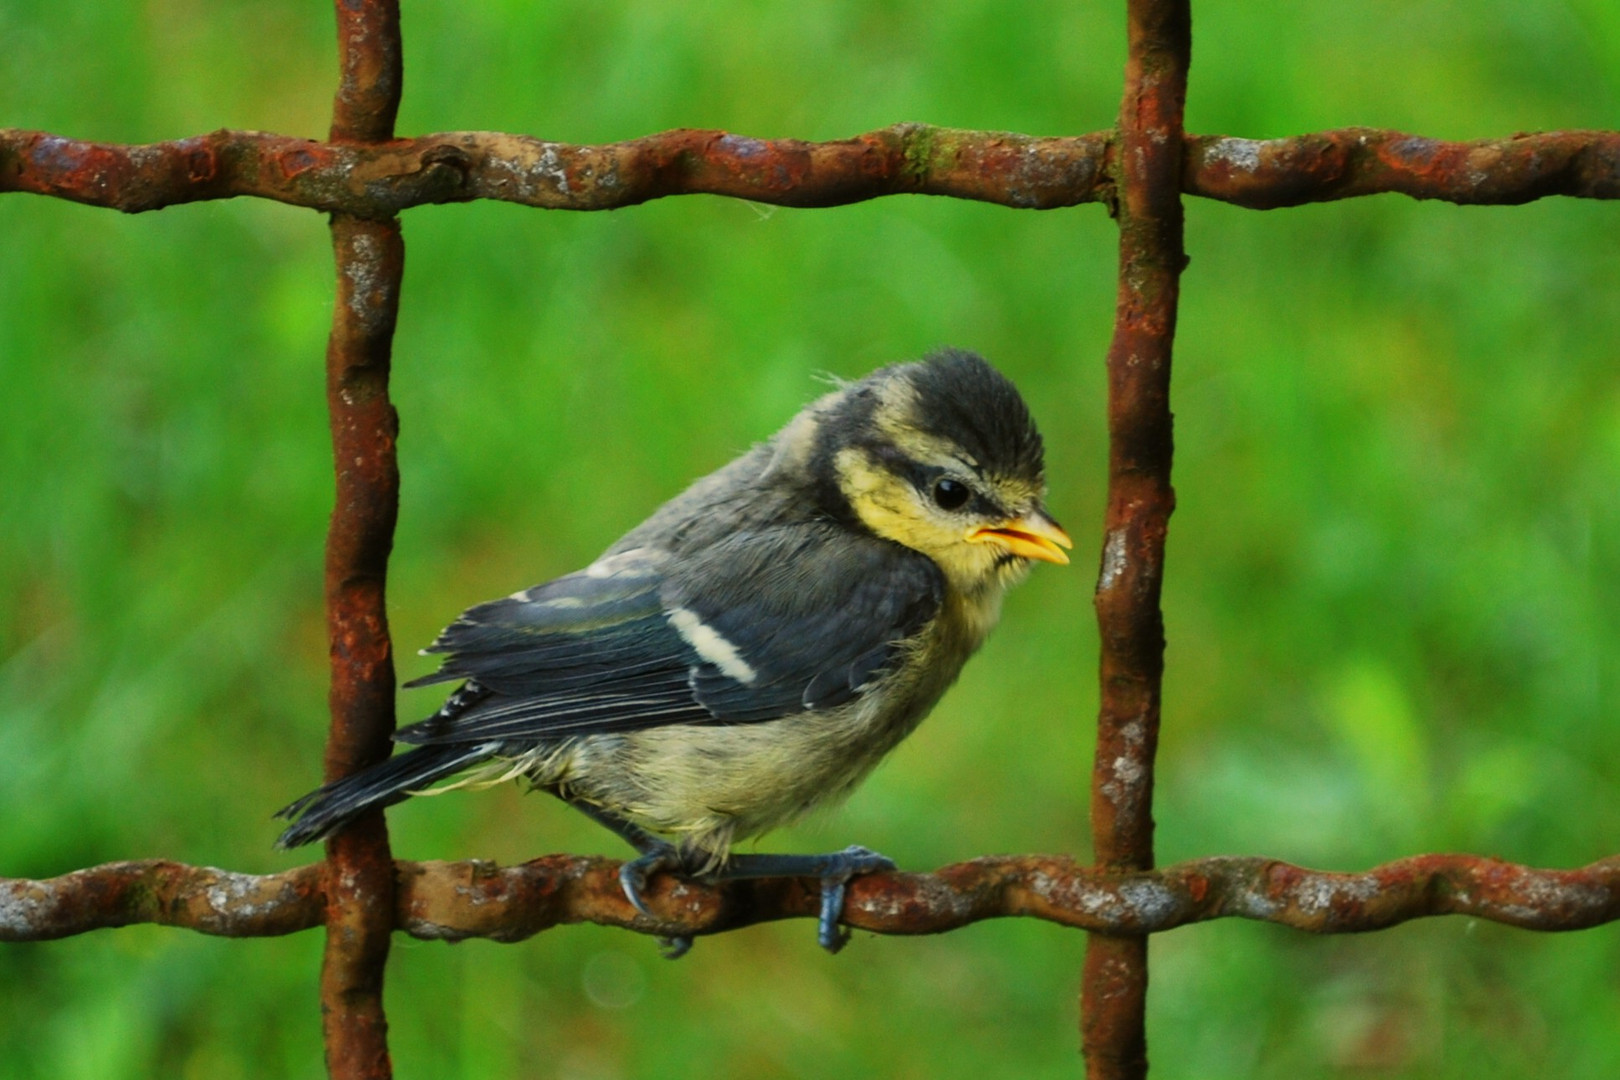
(3, 126), (1618, 215)
(6, 854), (1620, 944)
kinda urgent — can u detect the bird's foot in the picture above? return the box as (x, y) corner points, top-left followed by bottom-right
(712, 844), (897, 954)
(618, 844), (684, 917)
(619, 841), (897, 956)
(618, 844), (696, 959)
(813, 845), (896, 954)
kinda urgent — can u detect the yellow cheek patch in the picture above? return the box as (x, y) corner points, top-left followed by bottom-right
(833, 448), (915, 533)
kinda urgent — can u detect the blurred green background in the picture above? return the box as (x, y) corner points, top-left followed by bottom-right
(3, 1), (1619, 1077)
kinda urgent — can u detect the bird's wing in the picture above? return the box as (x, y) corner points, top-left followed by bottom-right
(394, 528), (943, 746)
(663, 523), (944, 719)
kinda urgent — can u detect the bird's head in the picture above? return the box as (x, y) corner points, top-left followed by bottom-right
(783, 349), (1071, 595)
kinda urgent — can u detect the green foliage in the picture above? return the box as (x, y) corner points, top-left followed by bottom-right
(4, 1), (1619, 1077)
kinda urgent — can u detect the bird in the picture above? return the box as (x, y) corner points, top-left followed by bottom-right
(275, 348), (1070, 955)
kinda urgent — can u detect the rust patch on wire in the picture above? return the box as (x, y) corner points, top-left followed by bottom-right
(1, 861), (325, 940)
(1186, 128), (1620, 207)
(330, 0), (401, 144)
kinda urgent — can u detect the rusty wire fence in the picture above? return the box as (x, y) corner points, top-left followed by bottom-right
(4, 2), (1620, 1077)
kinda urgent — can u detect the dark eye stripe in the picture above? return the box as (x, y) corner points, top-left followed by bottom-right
(971, 493), (1008, 520)
(866, 442), (1010, 519)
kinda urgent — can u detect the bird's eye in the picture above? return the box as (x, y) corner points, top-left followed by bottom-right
(932, 478), (971, 511)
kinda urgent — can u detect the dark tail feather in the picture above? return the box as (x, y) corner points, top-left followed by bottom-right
(273, 742), (495, 849)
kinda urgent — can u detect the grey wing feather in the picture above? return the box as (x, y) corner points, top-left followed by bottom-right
(396, 527), (942, 746)
(668, 525), (943, 720)
(397, 553), (709, 743)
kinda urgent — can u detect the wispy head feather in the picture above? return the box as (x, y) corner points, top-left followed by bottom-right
(885, 349), (1045, 484)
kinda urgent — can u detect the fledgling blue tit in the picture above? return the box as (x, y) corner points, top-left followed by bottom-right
(276, 348), (1070, 955)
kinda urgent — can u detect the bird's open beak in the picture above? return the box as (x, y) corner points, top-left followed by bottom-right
(966, 509), (1073, 565)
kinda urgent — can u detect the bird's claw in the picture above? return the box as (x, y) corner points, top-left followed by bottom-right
(620, 847), (699, 959)
(657, 935), (694, 960)
(618, 846), (684, 918)
(816, 844), (896, 955)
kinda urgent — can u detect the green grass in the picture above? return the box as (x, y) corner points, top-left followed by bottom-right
(4, 2), (1620, 1077)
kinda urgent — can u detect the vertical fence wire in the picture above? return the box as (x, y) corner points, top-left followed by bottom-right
(1083, 1), (1191, 1076)
(317, 2), (406, 1077)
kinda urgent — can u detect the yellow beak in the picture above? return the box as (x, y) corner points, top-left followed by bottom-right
(966, 509), (1073, 566)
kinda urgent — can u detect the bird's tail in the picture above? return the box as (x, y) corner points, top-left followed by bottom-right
(273, 742), (495, 849)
